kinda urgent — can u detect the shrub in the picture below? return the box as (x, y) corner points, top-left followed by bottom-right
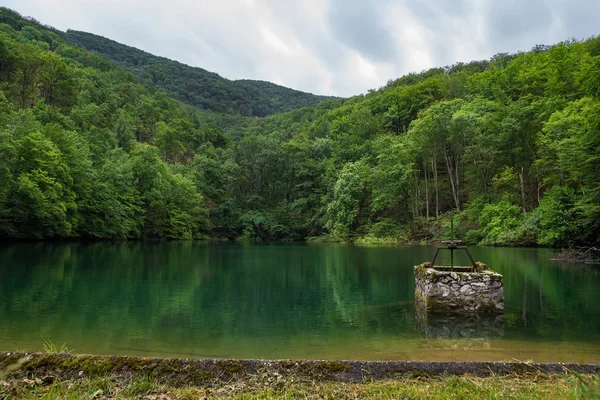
(477, 197), (523, 245)
(537, 186), (579, 247)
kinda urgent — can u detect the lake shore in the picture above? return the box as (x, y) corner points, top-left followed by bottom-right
(1, 352), (599, 399)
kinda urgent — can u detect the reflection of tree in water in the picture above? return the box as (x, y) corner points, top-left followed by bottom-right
(0, 243), (416, 355)
(473, 247), (600, 341)
(0, 243), (599, 357)
(522, 275), (527, 327)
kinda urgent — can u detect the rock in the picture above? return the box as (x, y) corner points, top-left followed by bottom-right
(459, 284), (471, 295)
(441, 286), (450, 297)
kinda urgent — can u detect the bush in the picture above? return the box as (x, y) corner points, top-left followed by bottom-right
(537, 186), (579, 247)
(368, 218), (399, 238)
(240, 210), (296, 241)
(477, 198), (523, 245)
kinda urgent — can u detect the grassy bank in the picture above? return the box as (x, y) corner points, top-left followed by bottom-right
(1, 352), (599, 399)
(2, 372), (599, 399)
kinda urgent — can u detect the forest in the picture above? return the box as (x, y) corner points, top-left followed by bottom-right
(65, 30), (337, 117)
(0, 7), (599, 247)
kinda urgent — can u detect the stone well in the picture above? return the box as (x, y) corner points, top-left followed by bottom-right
(414, 262), (504, 314)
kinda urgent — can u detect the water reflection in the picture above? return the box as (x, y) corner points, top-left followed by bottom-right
(415, 307), (505, 339)
(0, 242), (598, 361)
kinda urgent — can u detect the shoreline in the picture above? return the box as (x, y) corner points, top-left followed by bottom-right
(0, 236), (556, 248)
(2, 352), (599, 384)
(2, 352), (599, 398)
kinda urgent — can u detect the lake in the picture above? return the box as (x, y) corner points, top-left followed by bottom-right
(0, 242), (599, 362)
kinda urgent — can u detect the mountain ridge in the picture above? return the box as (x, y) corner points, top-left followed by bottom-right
(64, 29), (338, 117)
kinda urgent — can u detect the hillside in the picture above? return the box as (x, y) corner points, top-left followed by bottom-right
(0, 7), (232, 239)
(65, 30), (337, 116)
(0, 6), (599, 247)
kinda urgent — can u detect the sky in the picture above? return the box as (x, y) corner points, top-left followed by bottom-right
(4, 0), (600, 97)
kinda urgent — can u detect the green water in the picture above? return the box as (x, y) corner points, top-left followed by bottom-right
(1, 242), (599, 362)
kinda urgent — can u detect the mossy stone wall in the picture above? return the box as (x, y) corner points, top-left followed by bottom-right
(414, 264), (504, 314)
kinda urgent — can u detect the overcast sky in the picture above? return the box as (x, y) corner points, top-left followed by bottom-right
(5, 0), (600, 97)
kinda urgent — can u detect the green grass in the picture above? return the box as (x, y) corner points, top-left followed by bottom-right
(1, 373), (599, 399)
(1, 352), (598, 399)
(42, 341), (72, 355)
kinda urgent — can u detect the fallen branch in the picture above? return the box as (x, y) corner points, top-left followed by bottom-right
(551, 247), (600, 265)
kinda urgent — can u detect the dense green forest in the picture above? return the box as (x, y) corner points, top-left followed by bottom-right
(65, 30), (337, 117)
(0, 7), (599, 247)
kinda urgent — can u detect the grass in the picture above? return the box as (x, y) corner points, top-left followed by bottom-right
(1, 372), (599, 399)
(1, 352), (598, 399)
(42, 341), (72, 355)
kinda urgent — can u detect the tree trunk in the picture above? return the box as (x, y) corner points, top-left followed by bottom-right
(432, 157), (439, 220)
(424, 160), (429, 219)
(534, 168), (541, 206)
(443, 144), (460, 210)
(414, 171), (421, 219)
(454, 150), (460, 206)
(519, 166), (527, 214)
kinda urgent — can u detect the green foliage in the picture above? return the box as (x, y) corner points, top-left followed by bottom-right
(64, 30), (337, 117)
(568, 370), (600, 399)
(240, 210), (294, 241)
(77, 149), (142, 239)
(0, 6), (598, 245)
(42, 340), (72, 354)
(370, 134), (414, 219)
(368, 218), (401, 238)
(537, 186), (579, 247)
(469, 198), (524, 246)
(0, 10), (211, 240)
(325, 161), (370, 238)
(130, 144), (208, 239)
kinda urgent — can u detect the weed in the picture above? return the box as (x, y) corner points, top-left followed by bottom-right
(568, 370), (600, 399)
(42, 340), (72, 354)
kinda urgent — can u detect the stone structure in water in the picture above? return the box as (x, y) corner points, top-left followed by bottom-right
(413, 226), (504, 340)
(414, 262), (504, 314)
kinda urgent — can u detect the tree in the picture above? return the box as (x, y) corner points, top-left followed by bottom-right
(38, 51), (77, 109)
(14, 43), (43, 109)
(537, 186), (579, 247)
(77, 149), (142, 238)
(325, 161), (370, 237)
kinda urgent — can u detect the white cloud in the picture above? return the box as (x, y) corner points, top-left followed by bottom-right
(4, 0), (600, 97)
(260, 24), (293, 55)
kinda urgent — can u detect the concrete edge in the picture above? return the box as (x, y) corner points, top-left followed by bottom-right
(1, 352), (599, 384)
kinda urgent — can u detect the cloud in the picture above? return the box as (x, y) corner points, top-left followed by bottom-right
(4, 0), (600, 97)
(327, 0), (396, 63)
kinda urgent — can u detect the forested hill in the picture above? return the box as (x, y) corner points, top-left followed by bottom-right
(1, 6), (599, 247)
(64, 30), (337, 117)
